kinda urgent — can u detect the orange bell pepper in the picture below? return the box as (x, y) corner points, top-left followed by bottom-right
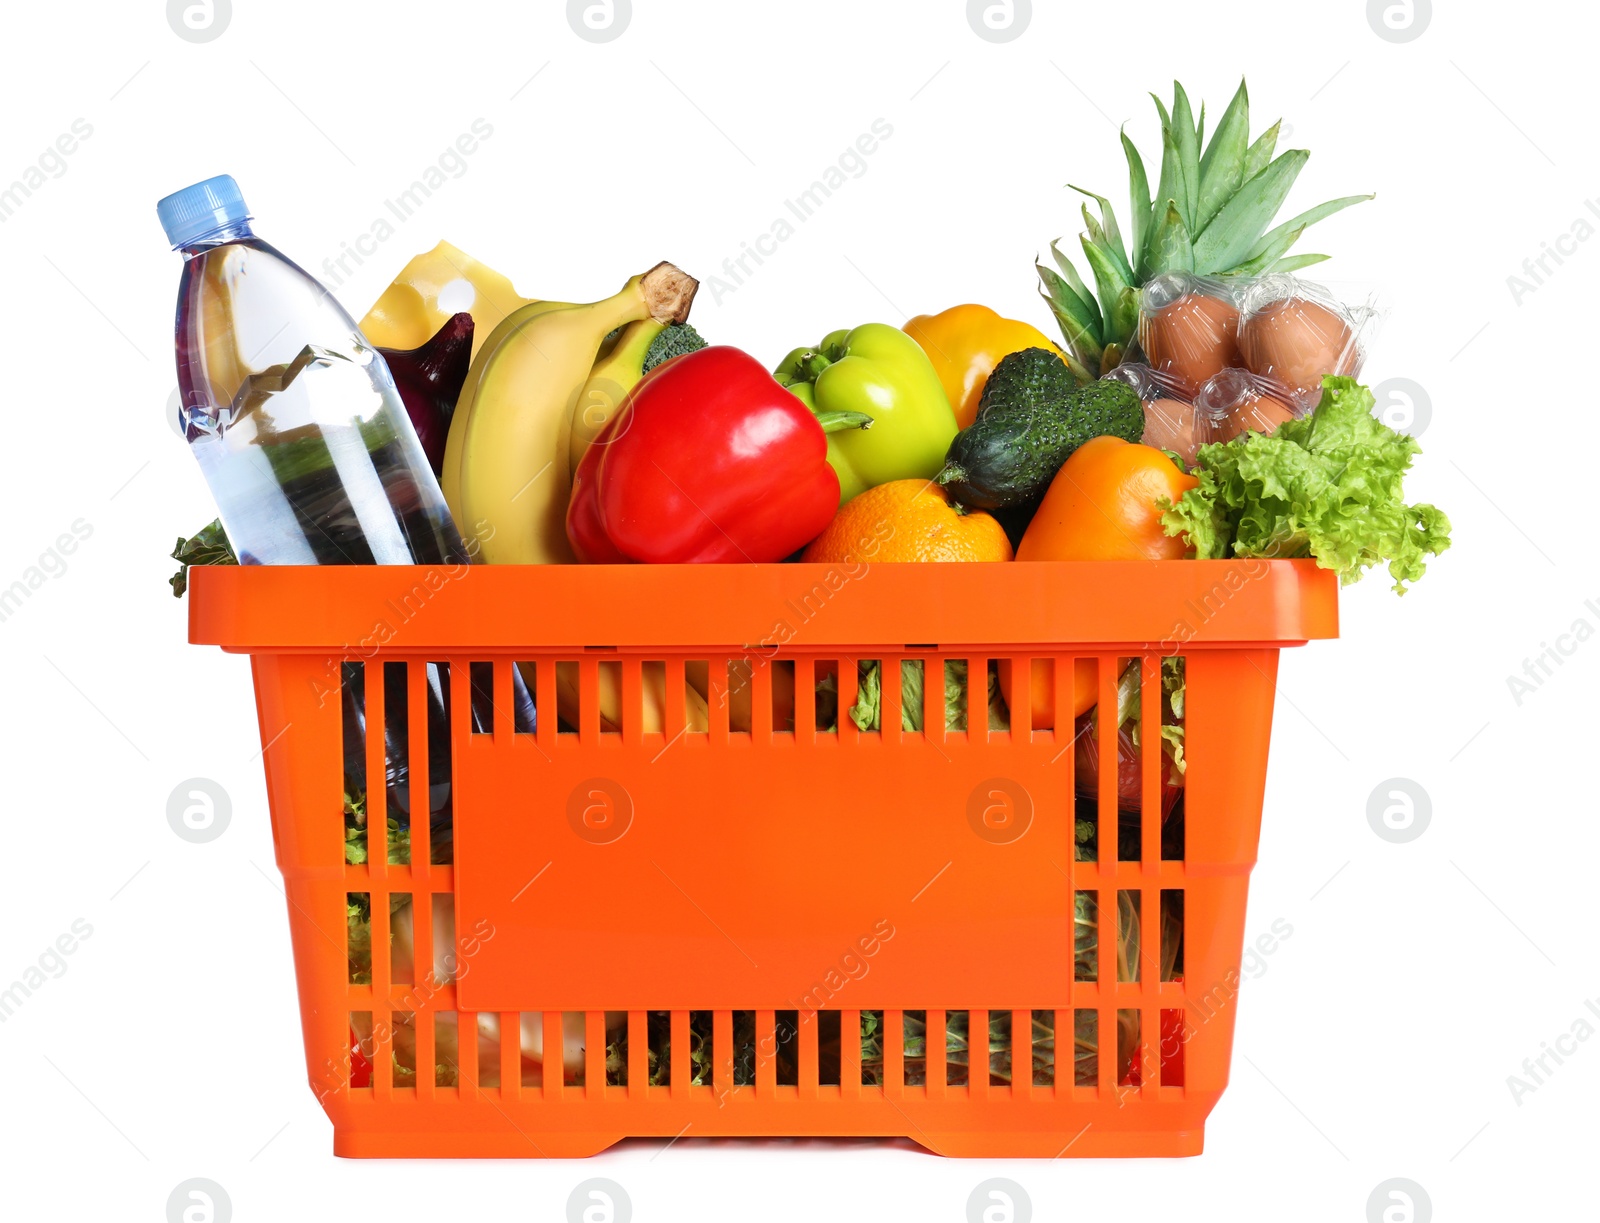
(997, 656), (1099, 732)
(903, 304), (1067, 429)
(1016, 436), (1198, 563)
(1004, 438), (1194, 729)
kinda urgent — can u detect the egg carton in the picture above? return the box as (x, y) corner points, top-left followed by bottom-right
(1106, 273), (1382, 463)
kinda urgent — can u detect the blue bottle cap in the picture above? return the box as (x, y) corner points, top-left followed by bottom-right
(157, 175), (251, 248)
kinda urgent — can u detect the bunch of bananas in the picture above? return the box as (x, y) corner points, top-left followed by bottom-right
(440, 261), (699, 566)
(415, 261), (700, 733)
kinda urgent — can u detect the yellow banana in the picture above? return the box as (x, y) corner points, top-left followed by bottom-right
(566, 319), (663, 477)
(454, 263), (698, 565)
(551, 661), (710, 735)
(542, 659), (802, 735)
(441, 298), (573, 531)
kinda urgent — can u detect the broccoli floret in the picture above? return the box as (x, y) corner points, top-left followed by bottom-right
(642, 322), (708, 374)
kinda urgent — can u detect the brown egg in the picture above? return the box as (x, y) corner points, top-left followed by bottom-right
(1228, 391), (1298, 437)
(1141, 396), (1201, 465)
(1139, 292), (1241, 396)
(1240, 297), (1358, 402)
(1194, 368), (1298, 443)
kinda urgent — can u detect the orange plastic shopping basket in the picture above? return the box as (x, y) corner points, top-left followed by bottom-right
(188, 558), (1337, 1158)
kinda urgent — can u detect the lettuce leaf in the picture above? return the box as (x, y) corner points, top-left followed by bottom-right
(169, 518), (237, 597)
(848, 659), (1007, 732)
(1161, 377), (1452, 592)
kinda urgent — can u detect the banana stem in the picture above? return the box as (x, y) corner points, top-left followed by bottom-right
(639, 262), (700, 325)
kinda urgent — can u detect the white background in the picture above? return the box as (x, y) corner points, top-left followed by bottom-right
(0, 0), (1592, 1219)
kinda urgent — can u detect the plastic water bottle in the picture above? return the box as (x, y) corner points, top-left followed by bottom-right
(159, 174), (462, 565)
(159, 175), (533, 856)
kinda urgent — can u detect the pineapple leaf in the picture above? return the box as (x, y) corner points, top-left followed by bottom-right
(1075, 195), (1135, 284)
(1242, 193), (1374, 265)
(1144, 200), (1195, 278)
(1164, 85), (1203, 232)
(1121, 129), (1153, 269)
(1079, 230), (1140, 346)
(1192, 149), (1309, 272)
(1230, 225), (1304, 276)
(1170, 83), (1201, 231)
(1196, 79), (1251, 233)
(1114, 284), (1142, 347)
(1149, 92), (1172, 131)
(1036, 257), (1103, 370)
(1149, 97), (1187, 260)
(1037, 262), (1100, 339)
(1048, 238), (1101, 324)
(1241, 119), (1281, 182)
(1196, 101), (1206, 151)
(1270, 253), (1331, 273)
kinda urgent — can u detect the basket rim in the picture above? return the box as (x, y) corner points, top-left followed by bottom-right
(187, 559), (1338, 653)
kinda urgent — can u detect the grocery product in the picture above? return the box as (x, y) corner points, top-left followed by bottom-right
(439, 297), (575, 513)
(1073, 657), (1186, 819)
(567, 319), (663, 477)
(936, 349), (1144, 509)
(1120, 267), (1373, 450)
(641, 321), (708, 373)
(1103, 362), (1201, 464)
(1193, 367), (1298, 443)
(568, 346), (866, 564)
(1237, 276), (1365, 407)
(358, 240), (534, 355)
(377, 312), (473, 476)
(1136, 278), (1241, 395)
(1017, 436), (1197, 562)
(903, 304), (1067, 428)
(1163, 376), (1451, 591)
(168, 519), (235, 597)
(161, 174), (462, 567)
(801, 479), (1012, 565)
(774, 323), (957, 504)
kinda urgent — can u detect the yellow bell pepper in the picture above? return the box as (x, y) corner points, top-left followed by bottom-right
(903, 304), (1068, 429)
(359, 240), (533, 357)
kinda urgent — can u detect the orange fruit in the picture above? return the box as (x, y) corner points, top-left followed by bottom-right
(801, 479), (1013, 564)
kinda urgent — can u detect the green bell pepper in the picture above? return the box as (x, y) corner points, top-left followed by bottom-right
(774, 323), (957, 504)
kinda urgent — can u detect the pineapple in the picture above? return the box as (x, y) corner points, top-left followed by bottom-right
(1038, 79), (1373, 381)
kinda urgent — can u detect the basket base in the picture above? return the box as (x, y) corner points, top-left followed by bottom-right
(334, 1130), (627, 1159)
(910, 1128), (1203, 1158)
(331, 1127), (1204, 1160)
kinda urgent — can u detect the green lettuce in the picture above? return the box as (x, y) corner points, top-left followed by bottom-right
(848, 659), (1007, 732)
(1161, 377), (1452, 592)
(169, 518), (237, 597)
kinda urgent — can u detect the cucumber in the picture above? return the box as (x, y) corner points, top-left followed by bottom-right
(935, 349), (1144, 509)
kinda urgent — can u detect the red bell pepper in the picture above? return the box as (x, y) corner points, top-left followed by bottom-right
(567, 345), (867, 564)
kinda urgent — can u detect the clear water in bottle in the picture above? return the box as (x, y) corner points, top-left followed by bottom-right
(162, 175), (462, 565)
